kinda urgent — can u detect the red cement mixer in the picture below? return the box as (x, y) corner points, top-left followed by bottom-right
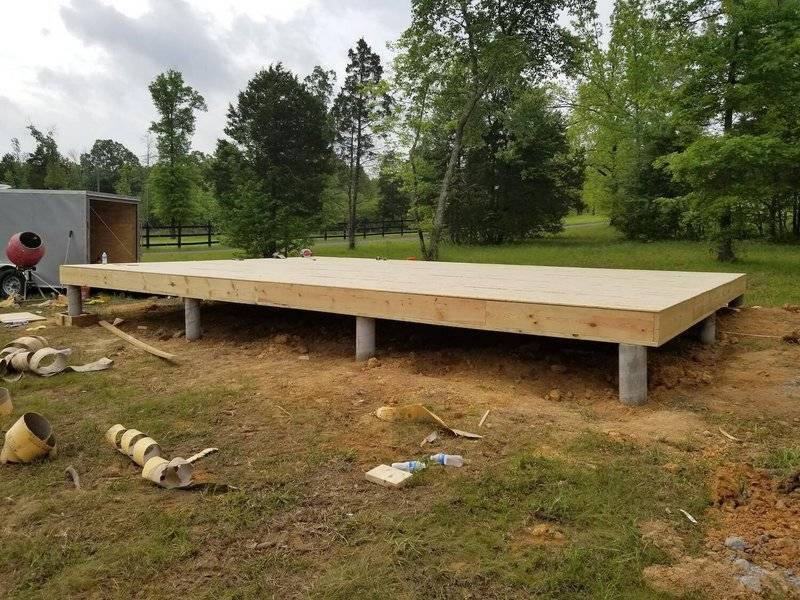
(6, 232), (45, 269)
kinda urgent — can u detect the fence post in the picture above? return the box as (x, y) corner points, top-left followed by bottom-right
(177, 224), (182, 249)
(145, 223), (150, 248)
(207, 223), (212, 247)
(400, 219), (404, 237)
(363, 219), (368, 239)
(381, 220), (386, 237)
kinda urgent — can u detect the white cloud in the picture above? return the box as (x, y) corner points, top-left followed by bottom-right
(0, 0), (409, 160)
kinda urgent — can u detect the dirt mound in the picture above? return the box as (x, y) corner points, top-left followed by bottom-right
(708, 464), (800, 571)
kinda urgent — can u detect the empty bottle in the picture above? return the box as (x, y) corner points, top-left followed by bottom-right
(101, 251), (108, 264)
(391, 460), (427, 473)
(429, 453), (464, 467)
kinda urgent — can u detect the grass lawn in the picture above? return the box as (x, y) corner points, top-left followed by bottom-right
(313, 223), (800, 307)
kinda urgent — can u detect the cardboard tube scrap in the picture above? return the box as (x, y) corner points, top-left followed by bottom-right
(0, 387), (12, 417)
(0, 336), (112, 382)
(1, 412), (56, 463)
(105, 424), (216, 488)
(131, 436), (162, 467)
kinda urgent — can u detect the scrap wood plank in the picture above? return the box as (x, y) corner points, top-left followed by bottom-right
(98, 320), (178, 363)
(0, 312), (47, 324)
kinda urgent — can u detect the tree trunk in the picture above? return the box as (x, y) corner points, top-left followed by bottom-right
(350, 120), (362, 251)
(425, 86), (481, 261)
(716, 31), (739, 261)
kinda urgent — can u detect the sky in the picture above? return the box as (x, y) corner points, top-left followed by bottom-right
(0, 0), (613, 163)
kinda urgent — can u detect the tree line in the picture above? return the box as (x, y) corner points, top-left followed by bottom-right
(2, 0), (798, 261)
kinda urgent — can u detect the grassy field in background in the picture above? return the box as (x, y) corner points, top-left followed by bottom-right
(142, 221), (800, 306)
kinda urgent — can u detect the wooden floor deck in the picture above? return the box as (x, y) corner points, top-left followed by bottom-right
(60, 257), (746, 347)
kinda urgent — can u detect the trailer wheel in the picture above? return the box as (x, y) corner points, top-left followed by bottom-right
(0, 270), (25, 298)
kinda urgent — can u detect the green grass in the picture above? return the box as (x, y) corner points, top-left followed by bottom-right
(313, 223), (800, 306)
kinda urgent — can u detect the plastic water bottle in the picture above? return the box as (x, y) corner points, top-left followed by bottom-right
(391, 460), (427, 473)
(101, 251), (108, 264)
(429, 453), (464, 467)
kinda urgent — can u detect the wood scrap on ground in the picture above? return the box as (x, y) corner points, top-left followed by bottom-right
(98, 320), (178, 362)
(718, 426), (741, 442)
(478, 409), (490, 428)
(0, 312), (47, 325)
(365, 464), (413, 488)
(375, 404), (482, 439)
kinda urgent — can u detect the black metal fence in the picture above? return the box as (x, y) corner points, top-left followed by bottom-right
(141, 219), (420, 249)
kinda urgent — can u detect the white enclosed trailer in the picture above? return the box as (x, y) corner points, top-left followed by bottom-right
(0, 189), (139, 297)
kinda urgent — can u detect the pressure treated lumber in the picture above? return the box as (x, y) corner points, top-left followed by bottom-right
(61, 258), (746, 347)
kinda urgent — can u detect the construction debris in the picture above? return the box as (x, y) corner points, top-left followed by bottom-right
(365, 464), (413, 488)
(64, 466), (81, 489)
(0, 294), (19, 308)
(105, 424), (218, 489)
(0, 412), (56, 464)
(478, 409), (490, 428)
(679, 509), (698, 524)
(375, 404), (483, 439)
(98, 320), (178, 362)
(718, 426), (741, 442)
(0, 312), (47, 326)
(0, 387), (11, 417)
(0, 336), (112, 382)
(420, 430), (440, 447)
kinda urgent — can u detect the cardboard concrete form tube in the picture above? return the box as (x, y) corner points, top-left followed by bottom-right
(0, 387), (11, 417)
(142, 456), (193, 489)
(0, 412), (56, 463)
(119, 429), (146, 456)
(5, 336), (47, 352)
(105, 424), (126, 449)
(131, 436), (162, 467)
(374, 404), (483, 439)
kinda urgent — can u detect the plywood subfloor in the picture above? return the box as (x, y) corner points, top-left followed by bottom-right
(60, 258), (746, 346)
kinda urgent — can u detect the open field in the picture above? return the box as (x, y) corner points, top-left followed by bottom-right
(1, 296), (800, 598)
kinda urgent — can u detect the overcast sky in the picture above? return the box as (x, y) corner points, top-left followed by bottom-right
(1, 0), (612, 162)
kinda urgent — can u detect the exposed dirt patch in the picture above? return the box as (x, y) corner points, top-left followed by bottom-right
(708, 464), (800, 571)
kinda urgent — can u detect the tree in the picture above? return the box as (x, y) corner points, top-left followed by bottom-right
(25, 126), (64, 189)
(147, 70), (207, 224)
(80, 139), (140, 193)
(215, 64), (332, 256)
(376, 152), (412, 221)
(664, 0), (800, 258)
(332, 39), (392, 249)
(447, 89), (584, 244)
(395, 0), (585, 260)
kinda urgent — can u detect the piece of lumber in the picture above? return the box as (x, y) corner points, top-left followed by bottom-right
(364, 464), (412, 488)
(98, 320), (178, 362)
(56, 312), (99, 328)
(0, 312), (47, 324)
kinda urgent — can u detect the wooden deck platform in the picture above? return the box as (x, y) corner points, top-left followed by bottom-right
(60, 257), (746, 404)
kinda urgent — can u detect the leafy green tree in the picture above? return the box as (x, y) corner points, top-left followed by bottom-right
(332, 39), (392, 249)
(147, 69), (207, 224)
(215, 64), (332, 256)
(664, 0), (800, 258)
(395, 0), (586, 259)
(376, 152), (411, 221)
(80, 139), (140, 193)
(25, 126), (65, 189)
